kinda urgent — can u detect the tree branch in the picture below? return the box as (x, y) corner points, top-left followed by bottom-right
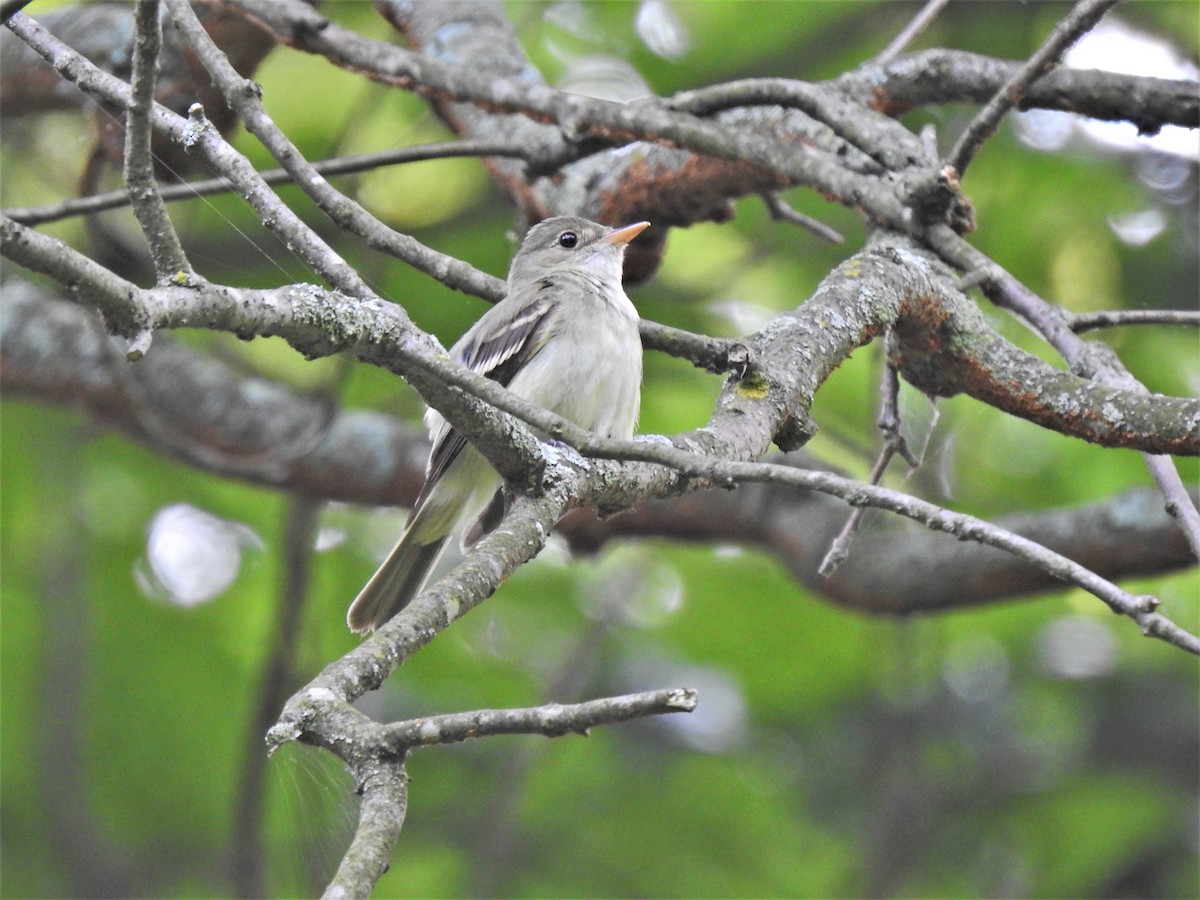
(3, 140), (531, 227)
(1070, 308), (1200, 332)
(947, 0), (1123, 176)
(5, 11), (373, 301)
(382, 689), (698, 752)
(217, 0), (918, 246)
(872, 0), (951, 65)
(123, 0), (192, 281)
(166, 0), (507, 304)
(840, 49), (1199, 132)
(566, 479), (1197, 613)
(5, 4), (1197, 894)
(7, 282), (1192, 615)
(325, 759), (409, 899)
(930, 225), (1200, 555)
(6, 216), (1196, 617)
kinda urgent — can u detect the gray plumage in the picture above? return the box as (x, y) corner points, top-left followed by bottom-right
(347, 216), (648, 633)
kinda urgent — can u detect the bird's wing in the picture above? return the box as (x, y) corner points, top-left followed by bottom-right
(456, 284), (557, 387)
(415, 284), (558, 512)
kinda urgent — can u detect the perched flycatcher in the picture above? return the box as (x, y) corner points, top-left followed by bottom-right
(347, 216), (649, 632)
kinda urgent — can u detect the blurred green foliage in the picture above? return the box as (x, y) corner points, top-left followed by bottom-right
(2, 2), (1197, 898)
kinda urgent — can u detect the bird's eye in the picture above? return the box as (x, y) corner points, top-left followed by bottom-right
(557, 231), (578, 249)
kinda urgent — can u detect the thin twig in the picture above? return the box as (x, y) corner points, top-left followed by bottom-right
(123, 0), (192, 281)
(819, 360), (919, 577)
(727, 459), (1197, 653)
(638, 319), (752, 374)
(382, 689), (698, 752)
(946, 0), (1122, 176)
(1143, 455), (1200, 559)
(5, 11), (500, 302)
(873, 0), (951, 65)
(761, 192), (844, 244)
(164, 0), (509, 302)
(818, 446), (893, 578)
(3, 141), (530, 227)
(1071, 308), (1200, 332)
(876, 359), (923, 471)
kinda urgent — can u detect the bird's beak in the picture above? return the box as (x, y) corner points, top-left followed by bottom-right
(600, 221), (650, 246)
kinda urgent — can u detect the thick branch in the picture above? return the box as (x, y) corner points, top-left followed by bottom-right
(8, 284), (1192, 614)
(0, 283), (427, 504)
(837, 48), (1200, 133)
(219, 0), (917, 246)
(0, 214), (555, 491)
(890, 262), (1200, 456)
(7, 210), (1194, 482)
(929, 225), (1200, 551)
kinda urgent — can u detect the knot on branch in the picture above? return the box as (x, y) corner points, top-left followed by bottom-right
(181, 102), (211, 152)
(899, 165), (976, 234)
(774, 404), (819, 452)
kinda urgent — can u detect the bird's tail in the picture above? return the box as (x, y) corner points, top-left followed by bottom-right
(346, 531), (449, 633)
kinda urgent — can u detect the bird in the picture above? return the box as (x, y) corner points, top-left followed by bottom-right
(347, 216), (649, 633)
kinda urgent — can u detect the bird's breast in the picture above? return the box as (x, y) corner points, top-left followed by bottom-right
(509, 284), (642, 439)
